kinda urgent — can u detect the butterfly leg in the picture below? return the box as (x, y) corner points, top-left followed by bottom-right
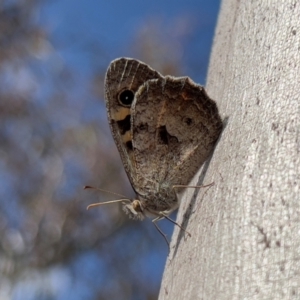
(160, 213), (191, 237)
(172, 182), (214, 191)
(152, 218), (170, 249)
(152, 212), (191, 248)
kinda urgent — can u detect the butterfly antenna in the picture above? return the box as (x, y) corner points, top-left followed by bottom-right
(87, 199), (131, 210)
(84, 186), (131, 210)
(84, 185), (128, 199)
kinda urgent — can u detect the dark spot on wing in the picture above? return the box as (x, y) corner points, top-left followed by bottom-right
(138, 123), (148, 131)
(157, 126), (179, 146)
(118, 90), (134, 106)
(117, 114), (131, 135)
(184, 117), (192, 125)
(158, 126), (169, 145)
(126, 140), (133, 151)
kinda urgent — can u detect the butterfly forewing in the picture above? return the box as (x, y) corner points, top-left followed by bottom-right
(105, 58), (162, 189)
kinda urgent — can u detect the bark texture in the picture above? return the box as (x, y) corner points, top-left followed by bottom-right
(159, 1), (300, 299)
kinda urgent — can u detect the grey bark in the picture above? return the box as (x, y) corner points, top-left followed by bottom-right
(159, 1), (300, 299)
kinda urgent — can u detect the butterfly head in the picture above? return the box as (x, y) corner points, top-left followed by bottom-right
(122, 199), (145, 220)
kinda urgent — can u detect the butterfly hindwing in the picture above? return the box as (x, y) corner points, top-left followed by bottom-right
(131, 76), (222, 187)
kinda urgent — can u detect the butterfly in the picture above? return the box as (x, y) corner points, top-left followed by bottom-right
(86, 58), (222, 242)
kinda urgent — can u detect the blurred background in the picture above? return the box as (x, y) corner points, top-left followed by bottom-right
(0, 0), (220, 299)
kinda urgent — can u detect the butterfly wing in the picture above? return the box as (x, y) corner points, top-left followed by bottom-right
(105, 58), (162, 189)
(131, 76), (223, 189)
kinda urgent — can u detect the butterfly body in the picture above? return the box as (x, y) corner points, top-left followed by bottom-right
(105, 58), (222, 221)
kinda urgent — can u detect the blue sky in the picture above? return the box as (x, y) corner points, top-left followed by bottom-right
(41, 0), (220, 82)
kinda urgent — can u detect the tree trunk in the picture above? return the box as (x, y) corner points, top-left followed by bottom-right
(159, 1), (300, 299)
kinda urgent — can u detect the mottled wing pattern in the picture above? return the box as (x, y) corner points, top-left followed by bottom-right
(131, 76), (223, 188)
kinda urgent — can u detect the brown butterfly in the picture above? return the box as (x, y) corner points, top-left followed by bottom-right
(86, 58), (222, 243)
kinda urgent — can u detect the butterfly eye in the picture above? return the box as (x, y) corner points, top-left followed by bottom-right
(118, 89), (134, 106)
